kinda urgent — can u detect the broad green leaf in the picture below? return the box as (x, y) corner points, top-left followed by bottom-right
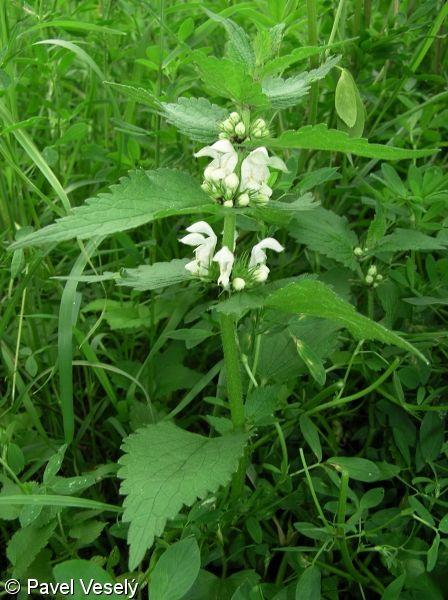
(106, 82), (160, 108)
(327, 457), (399, 482)
(262, 124), (438, 160)
(438, 514), (448, 533)
(117, 259), (193, 291)
(265, 279), (426, 362)
(194, 54), (267, 106)
(10, 169), (213, 249)
(245, 385), (281, 425)
(299, 415), (322, 461)
(360, 488), (385, 510)
(294, 338), (326, 386)
(288, 207), (359, 270)
(7, 520), (57, 578)
(53, 559), (122, 599)
(149, 537), (201, 600)
(161, 97), (227, 142)
(420, 412), (444, 462)
(335, 68), (358, 128)
(262, 55), (340, 108)
(295, 566), (321, 600)
(119, 422), (247, 569)
(204, 10), (255, 70)
(374, 229), (446, 253)
(427, 533), (440, 572)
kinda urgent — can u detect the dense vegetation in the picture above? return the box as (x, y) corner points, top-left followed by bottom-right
(1, 1), (447, 598)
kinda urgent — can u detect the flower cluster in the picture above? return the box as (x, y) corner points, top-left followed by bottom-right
(218, 112), (270, 143)
(180, 221), (284, 291)
(196, 140), (287, 208)
(365, 264), (383, 287)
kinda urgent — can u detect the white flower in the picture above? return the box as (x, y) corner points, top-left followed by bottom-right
(249, 237), (284, 268)
(232, 277), (246, 291)
(249, 237), (284, 283)
(179, 221), (217, 275)
(195, 140), (238, 184)
(240, 147), (287, 200)
(213, 246), (235, 290)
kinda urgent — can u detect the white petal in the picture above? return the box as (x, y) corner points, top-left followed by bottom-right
(249, 237), (284, 267)
(179, 232), (206, 247)
(185, 260), (200, 274)
(246, 147), (269, 166)
(213, 246), (235, 289)
(186, 221), (216, 239)
(253, 264), (270, 282)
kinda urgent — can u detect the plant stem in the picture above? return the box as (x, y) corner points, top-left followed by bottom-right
(306, 0), (319, 124)
(219, 212), (246, 495)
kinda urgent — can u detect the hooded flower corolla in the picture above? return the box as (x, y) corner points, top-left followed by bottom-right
(194, 140), (238, 184)
(179, 221), (217, 276)
(240, 147), (288, 203)
(213, 246), (235, 290)
(249, 237), (284, 282)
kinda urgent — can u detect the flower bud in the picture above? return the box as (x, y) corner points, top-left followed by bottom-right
(223, 199), (234, 208)
(365, 274), (374, 284)
(237, 193), (250, 207)
(253, 264), (270, 283)
(229, 111), (240, 124)
(201, 181), (212, 193)
(218, 132), (228, 139)
(367, 265), (377, 277)
(252, 118), (266, 130)
(376, 274), (383, 281)
(232, 277), (246, 291)
(256, 193), (270, 204)
(224, 173), (239, 191)
(354, 247), (363, 256)
(235, 122), (246, 137)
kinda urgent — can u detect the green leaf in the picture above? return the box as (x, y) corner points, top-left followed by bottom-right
(53, 559), (122, 599)
(117, 259), (193, 291)
(262, 124), (438, 160)
(288, 207), (359, 270)
(420, 412), (444, 462)
(438, 514), (448, 533)
(265, 279), (426, 362)
(381, 573), (406, 600)
(295, 566), (321, 600)
(335, 68), (358, 128)
(149, 537), (201, 600)
(194, 54), (267, 106)
(106, 82), (160, 108)
(161, 97), (227, 142)
(10, 169), (213, 249)
(294, 338), (326, 386)
(7, 520), (57, 578)
(262, 55), (340, 108)
(118, 422), (247, 569)
(327, 457), (381, 482)
(204, 10), (255, 70)
(427, 533), (440, 572)
(299, 415), (322, 461)
(374, 229), (447, 253)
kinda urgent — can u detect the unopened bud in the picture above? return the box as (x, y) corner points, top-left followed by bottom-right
(256, 193), (270, 204)
(232, 277), (246, 291)
(253, 118), (266, 130)
(229, 111), (240, 124)
(253, 264), (270, 283)
(365, 275), (374, 284)
(237, 193), (250, 207)
(376, 274), (383, 281)
(224, 173), (239, 191)
(201, 181), (211, 192)
(354, 247), (363, 256)
(367, 265), (377, 277)
(218, 132), (228, 139)
(223, 199), (234, 208)
(235, 122), (246, 137)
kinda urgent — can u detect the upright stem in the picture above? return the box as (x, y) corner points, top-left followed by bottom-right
(307, 0), (319, 124)
(219, 212), (246, 497)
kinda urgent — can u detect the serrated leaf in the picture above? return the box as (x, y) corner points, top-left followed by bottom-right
(117, 259), (193, 291)
(118, 422), (247, 569)
(10, 169), (213, 249)
(265, 280), (427, 362)
(262, 124), (438, 160)
(149, 537), (201, 600)
(374, 229), (446, 253)
(288, 207), (359, 270)
(335, 69), (358, 128)
(204, 10), (255, 70)
(161, 97), (227, 142)
(7, 520), (57, 577)
(262, 55), (340, 109)
(194, 54), (268, 107)
(105, 82), (160, 108)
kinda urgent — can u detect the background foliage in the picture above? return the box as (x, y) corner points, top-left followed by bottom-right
(1, 1), (447, 598)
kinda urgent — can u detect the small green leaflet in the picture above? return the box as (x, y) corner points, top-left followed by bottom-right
(118, 422), (247, 569)
(327, 457), (400, 482)
(10, 169), (214, 249)
(117, 259), (193, 291)
(203, 10), (255, 71)
(288, 207), (359, 270)
(262, 124), (438, 160)
(262, 55), (340, 109)
(265, 279), (427, 362)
